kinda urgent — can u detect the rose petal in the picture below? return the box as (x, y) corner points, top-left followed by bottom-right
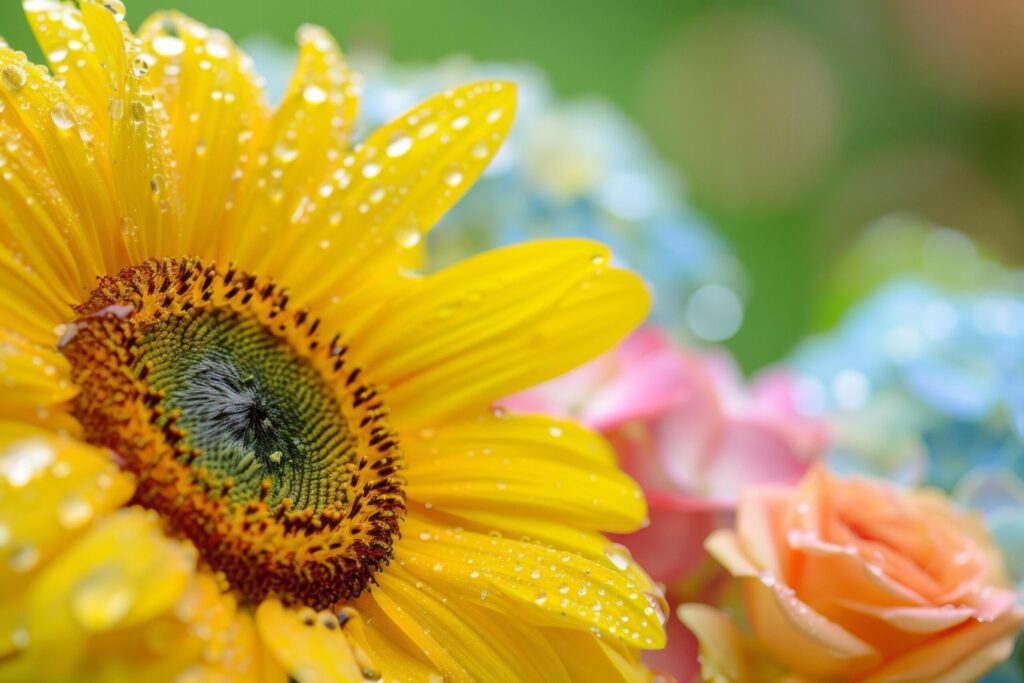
(744, 575), (882, 679)
(862, 608), (1024, 682)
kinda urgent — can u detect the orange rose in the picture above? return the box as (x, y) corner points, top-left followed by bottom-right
(681, 467), (1024, 682)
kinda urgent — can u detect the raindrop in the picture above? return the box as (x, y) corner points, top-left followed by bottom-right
(152, 35), (185, 57)
(442, 165), (463, 188)
(0, 439), (54, 487)
(58, 494), (93, 529)
(394, 219), (421, 249)
(470, 142), (489, 160)
(9, 627), (28, 651)
(1, 65), (27, 94)
(130, 100), (148, 122)
(386, 133), (412, 158)
(47, 48), (68, 63)
(72, 569), (133, 630)
(102, 0), (127, 21)
(451, 114), (470, 131)
(604, 544), (632, 571)
(108, 98), (124, 121)
(361, 162), (381, 179)
(303, 85), (327, 104)
(8, 544), (38, 572)
(548, 425), (563, 438)
(486, 107), (504, 124)
(534, 591), (548, 606)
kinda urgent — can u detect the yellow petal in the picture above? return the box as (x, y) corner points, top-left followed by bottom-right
(345, 597), (443, 682)
(0, 423), (132, 597)
(404, 413), (646, 533)
(426, 507), (657, 596)
(678, 603), (753, 682)
(221, 25), (358, 271)
(0, 53), (118, 293)
(254, 598), (366, 683)
(542, 627), (655, 682)
(81, 0), (183, 262)
(0, 331), (79, 429)
(370, 568), (542, 681)
(22, 0), (109, 126)
(276, 80), (515, 302)
(0, 243), (70, 345)
(361, 240), (649, 428)
(4, 509), (193, 678)
(395, 515), (667, 649)
(137, 11), (270, 257)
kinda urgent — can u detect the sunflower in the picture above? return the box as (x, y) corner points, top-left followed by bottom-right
(0, 1), (665, 680)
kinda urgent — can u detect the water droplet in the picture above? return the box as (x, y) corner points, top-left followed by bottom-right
(130, 100), (148, 122)
(272, 141), (298, 164)
(451, 114), (470, 131)
(534, 591), (548, 606)
(8, 544), (38, 572)
(368, 185), (386, 204)
(361, 162), (381, 179)
(548, 425), (563, 438)
(72, 568), (133, 630)
(150, 174), (165, 195)
(152, 35), (185, 57)
(47, 47), (68, 63)
(386, 133), (413, 158)
(2, 65), (27, 94)
(9, 627), (29, 651)
(643, 590), (669, 626)
(470, 142), (489, 160)
(442, 166), (464, 188)
(103, 0), (127, 21)
(486, 107), (504, 124)
(604, 544), (632, 571)
(394, 219), (421, 249)
(57, 494), (93, 529)
(0, 439), (54, 487)
(303, 84), (327, 104)
(108, 98), (124, 121)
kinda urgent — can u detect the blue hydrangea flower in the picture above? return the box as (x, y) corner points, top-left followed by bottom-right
(791, 277), (1024, 598)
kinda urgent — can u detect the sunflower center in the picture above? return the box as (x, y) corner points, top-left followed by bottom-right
(60, 258), (405, 609)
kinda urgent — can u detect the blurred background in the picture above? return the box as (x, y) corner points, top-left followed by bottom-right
(5, 0), (1024, 371)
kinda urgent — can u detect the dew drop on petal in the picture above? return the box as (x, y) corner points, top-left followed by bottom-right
(386, 133), (412, 158)
(534, 591), (548, 606)
(470, 142), (489, 160)
(604, 544), (632, 571)
(152, 35), (185, 57)
(58, 494), (93, 529)
(72, 569), (134, 630)
(8, 544), (38, 573)
(1, 65), (27, 94)
(0, 439), (54, 487)
(451, 114), (470, 131)
(394, 219), (422, 249)
(108, 98), (124, 121)
(103, 0), (127, 21)
(442, 165), (464, 188)
(303, 85), (327, 104)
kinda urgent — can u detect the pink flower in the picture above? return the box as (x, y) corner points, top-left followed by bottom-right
(504, 327), (828, 679)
